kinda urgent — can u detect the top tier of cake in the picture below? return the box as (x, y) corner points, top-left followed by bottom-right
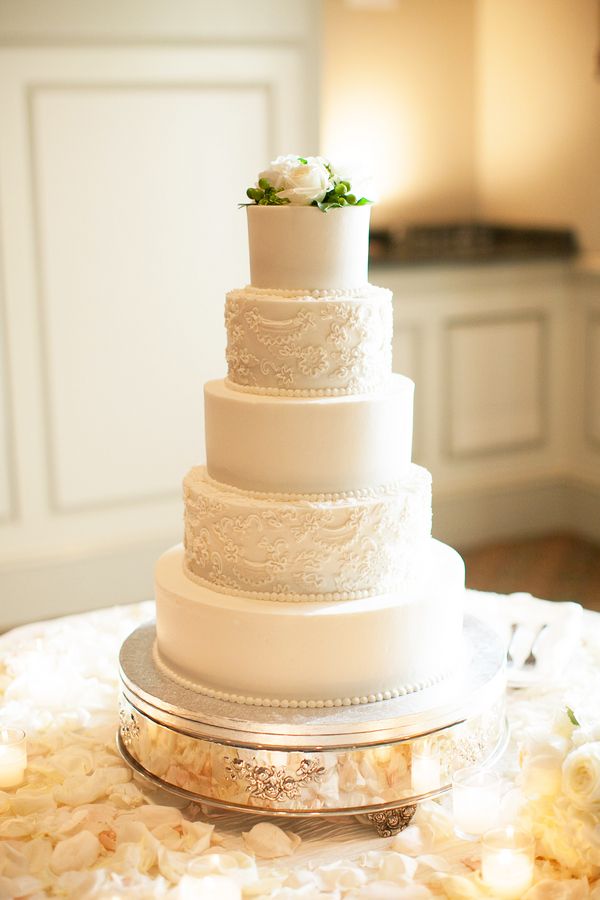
(247, 205), (370, 290)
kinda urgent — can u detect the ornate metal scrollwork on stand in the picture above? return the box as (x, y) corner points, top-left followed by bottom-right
(119, 705), (140, 748)
(224, 756), (326, 802)
(117, 617), (508, 834)
(366, 805), (417, 837)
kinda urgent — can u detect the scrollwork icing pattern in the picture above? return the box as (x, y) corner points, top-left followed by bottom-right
(183, 466), (432, 600)
(225, 288), (392, 395)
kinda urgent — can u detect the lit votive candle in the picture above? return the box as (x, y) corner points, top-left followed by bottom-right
(452, 767), (501, 840)
(0, 728), (27, 788)
(411, 745), (441, 795)
(481, 827), (535, 898)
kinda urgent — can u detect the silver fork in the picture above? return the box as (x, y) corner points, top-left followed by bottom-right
(523, 623), (549, 668)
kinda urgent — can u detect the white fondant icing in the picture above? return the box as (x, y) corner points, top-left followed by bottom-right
(155, 540), (465, 704)
(183, 465), (432, 600)
(225, 285), (392, 395)
(152, 640), (451, 708)
(246, 205), (370, 290)
(204, 375), (414, 494)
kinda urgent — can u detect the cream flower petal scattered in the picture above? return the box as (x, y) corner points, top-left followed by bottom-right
(50, 829), (101, 874)
(242, 822), (301, 859)
(357, 883), (434, 899)
(54, 765), (131, 806)
(523, 879), (590, 900)
(4, 600), (600, 897)
(175, 874), (242, 899)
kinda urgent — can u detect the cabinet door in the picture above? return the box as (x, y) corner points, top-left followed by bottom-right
(0, 7), (318, 627)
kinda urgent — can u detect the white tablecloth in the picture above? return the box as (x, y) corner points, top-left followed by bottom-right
(0, 593), (598, 899)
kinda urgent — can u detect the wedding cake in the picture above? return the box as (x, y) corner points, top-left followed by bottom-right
(154, 156), (465, 709)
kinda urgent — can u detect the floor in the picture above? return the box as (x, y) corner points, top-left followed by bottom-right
(461, 532), (600, 612)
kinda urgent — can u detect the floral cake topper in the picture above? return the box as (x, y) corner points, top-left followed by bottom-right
(244, 155), (371, 211)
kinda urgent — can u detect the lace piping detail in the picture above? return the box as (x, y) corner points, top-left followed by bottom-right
(183, 465), (432, 601)
(225, 289), (392, 395)
(182, 562), (372, 602)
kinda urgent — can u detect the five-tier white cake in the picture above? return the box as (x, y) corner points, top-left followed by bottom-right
(154, 199), (466, 709)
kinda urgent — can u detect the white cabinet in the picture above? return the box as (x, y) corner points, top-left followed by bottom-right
(0, 1), (319, 627)
(372, 260), (600, 548)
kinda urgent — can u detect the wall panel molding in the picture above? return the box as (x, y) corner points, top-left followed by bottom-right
(442, 310), (549, 460)
(0, 203), (19, 525)
(393, 321), (423, 461)
(26, 79), (276, 514)
(584, 310), (600, 453)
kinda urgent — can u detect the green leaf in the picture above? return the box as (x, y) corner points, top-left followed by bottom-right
(298, 156), (308, 165)
(567, 706), (580, 726)
(356, 197), (371, 205)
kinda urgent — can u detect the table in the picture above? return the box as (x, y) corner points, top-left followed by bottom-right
(0, 592), (598, 899)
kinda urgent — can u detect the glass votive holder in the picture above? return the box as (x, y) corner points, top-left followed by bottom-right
(0, 727), (27, 788)
(452, 766), (501, 840)
(481, 827), (535, 898)
(410, 745), (441, 795)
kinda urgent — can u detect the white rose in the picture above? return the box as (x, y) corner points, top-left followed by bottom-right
(257, 155), (332, 202)
(562, 742), (600, 810)
(276, 156), (333, 205)
(572, 724), (600, 748)
(520, 735), (568, 798)
(258, 154), (297, 191)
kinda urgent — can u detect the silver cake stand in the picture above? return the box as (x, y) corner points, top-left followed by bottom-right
(117, 615), (507, 836)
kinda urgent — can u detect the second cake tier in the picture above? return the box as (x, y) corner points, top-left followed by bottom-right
(184, 465), (432, 601)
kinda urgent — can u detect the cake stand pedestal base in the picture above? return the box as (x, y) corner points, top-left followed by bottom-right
(117, 615), (507, 834)
(365, 806), (418, 837)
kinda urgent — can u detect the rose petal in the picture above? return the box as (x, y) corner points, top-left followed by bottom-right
(175, 874), (241, 900)
(242, 822), (301, 859)
(357, 883), (434, 899)
(50, 830), (101, 874)
(524, 879), (590, 900)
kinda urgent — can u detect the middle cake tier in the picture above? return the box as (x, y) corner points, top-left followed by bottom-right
(205, 374), (414, 494)
(184, 465), (432, 601)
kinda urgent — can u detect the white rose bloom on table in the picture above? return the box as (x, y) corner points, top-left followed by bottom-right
(562, 742), (600, 810)
(520, 733), (569, 798)
(517, 708), (600, 878)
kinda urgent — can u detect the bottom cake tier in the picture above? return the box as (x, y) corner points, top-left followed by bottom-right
(154, 538), (465, 707)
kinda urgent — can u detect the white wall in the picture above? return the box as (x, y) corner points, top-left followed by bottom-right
(0, 0), (320, 628)
(323, 0), (600, 252)
(321, 0), (477, 227)
(476, 0), (600, 254)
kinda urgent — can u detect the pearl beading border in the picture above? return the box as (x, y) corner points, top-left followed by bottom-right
(202, 469), (416, 503)
(227, 284), (392, 303)
(152, 640), (449, 709)
(224, 378), (384, 398)
(182, 562), (377, 602)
